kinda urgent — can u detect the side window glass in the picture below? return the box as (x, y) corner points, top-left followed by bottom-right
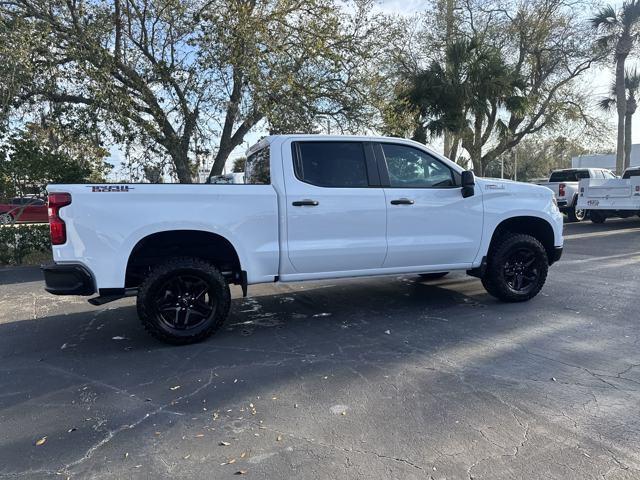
(382, 144), (454, 188)
(294, 142), (368, 188)
(245, 147), (270, 184)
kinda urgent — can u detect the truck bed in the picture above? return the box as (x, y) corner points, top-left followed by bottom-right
(47, 183), (280, 288)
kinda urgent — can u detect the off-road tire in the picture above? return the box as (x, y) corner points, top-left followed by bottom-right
(481, 233), (549, 302)
(137, 257), (231, 345)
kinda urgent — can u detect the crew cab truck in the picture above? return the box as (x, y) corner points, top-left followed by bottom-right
(577, 166), (640, 223)
(43, 135), (564, 344)
(537, 168), (617, 222)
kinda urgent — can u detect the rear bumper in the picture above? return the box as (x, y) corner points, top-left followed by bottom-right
(550, 246), (563, 265)
(42, 263), (96, 296)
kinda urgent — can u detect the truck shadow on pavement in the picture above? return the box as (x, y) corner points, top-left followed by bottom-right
(1, 262), (640, 478)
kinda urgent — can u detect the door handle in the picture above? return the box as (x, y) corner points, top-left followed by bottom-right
(292, 199), (319, 207)
(390, 198), (414, 205)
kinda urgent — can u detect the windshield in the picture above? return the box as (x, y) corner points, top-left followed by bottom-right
(549, 170), (590, 182)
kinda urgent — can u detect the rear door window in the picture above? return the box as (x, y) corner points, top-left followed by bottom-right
(244, 147), (270, 184)
(623, 169), (640, 179)
(293, 142), (369, 188)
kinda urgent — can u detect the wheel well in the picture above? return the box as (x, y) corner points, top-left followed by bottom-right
(489, 216), (556, 261)
(125, 230), (241, 288)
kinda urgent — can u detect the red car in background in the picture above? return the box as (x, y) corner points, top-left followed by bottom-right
(0, 197), (49, 224)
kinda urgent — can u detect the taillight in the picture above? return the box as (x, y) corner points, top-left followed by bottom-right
(48, 192), (72, 245)
(558, 183), (566, 197)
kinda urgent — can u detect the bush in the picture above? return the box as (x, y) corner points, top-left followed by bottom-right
(0, 224), (51, 265)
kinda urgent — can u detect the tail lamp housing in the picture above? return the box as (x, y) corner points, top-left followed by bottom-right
(558, 183), (566, 197)
(48, 192), (72, 245)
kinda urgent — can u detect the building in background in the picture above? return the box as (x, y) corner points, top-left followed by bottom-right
(572, 145), (640, 170)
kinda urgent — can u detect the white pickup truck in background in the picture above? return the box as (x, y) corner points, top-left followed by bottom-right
(537, 168), (617, 222)
(577, 166), (640, 223)
(43, 135), (564, 344)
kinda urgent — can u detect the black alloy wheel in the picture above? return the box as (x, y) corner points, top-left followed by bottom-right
(154, 274), (216, 331)
(502, 247), (540, 295)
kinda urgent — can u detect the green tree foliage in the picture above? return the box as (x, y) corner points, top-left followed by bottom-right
(591, 1), (640, 174)
(485, 136), (591, 181)
(1, 0), (387, 182)
(391, 0), (601, 176)
(405, 38), (525, 171)
(0, 132), (92, 198)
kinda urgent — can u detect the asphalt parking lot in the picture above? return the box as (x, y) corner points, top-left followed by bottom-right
(1, 218), (640, 480)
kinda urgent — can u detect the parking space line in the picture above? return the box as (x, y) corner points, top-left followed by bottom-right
(564, 226), (640, 240)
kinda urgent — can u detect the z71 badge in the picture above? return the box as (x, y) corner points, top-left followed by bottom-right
(88, 185), (134, 193)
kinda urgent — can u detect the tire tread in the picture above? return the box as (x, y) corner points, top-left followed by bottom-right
(137, 257), (231, 345)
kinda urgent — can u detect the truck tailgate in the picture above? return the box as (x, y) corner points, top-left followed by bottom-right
(577, 178), (640, 210)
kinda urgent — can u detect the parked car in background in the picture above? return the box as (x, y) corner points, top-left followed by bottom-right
(577, 166), (640, 223)
(0, 197), (48, 224)
(43, 135), (563, 345)
(537, 168), (617, 222)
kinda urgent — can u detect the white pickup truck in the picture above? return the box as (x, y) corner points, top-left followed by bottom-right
(537, 168), (617, 222)
(43, 135), (564, 344)
(577, 166), (640, 223)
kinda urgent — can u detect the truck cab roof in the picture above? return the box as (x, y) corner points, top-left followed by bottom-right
(245, 134), (461, 171)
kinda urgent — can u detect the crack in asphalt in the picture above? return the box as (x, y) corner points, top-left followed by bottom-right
(0, 370), (218, 478)
(243, 419), (426, 472)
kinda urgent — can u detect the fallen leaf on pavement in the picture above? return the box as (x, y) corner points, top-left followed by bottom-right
(276, 435), (282, 441)
(112, 336), (127, 340)
(35, 436), (47, 446)
(228, 458), (236, 464)
(170, 386), (181, 391)
(235, 470), (247, 475)
(220, 441), (231, 446)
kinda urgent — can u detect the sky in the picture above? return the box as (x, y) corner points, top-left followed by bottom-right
(109, 0), (636, 180)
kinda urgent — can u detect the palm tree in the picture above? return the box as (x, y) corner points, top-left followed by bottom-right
(598, 69), (640, 170)
(591, 1), (640, 175)
(404, 37), (524, 175)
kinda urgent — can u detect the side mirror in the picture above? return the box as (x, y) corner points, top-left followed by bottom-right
(461, 170), (475, 198)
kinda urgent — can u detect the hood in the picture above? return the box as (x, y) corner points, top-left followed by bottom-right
(475, 177), (554, 196)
